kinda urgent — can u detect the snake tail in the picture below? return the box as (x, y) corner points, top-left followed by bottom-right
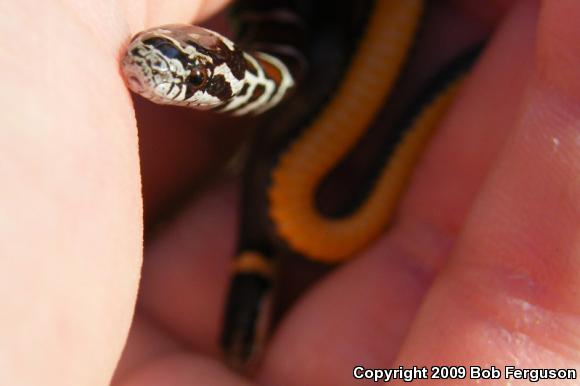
(221, 251), (275, 369)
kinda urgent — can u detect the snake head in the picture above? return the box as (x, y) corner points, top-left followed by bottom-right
(122, 25), (246, 108)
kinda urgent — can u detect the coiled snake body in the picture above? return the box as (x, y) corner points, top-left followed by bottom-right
(122, 0), (481, 370)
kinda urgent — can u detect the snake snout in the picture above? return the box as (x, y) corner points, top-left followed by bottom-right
(121, 58), (147, 94)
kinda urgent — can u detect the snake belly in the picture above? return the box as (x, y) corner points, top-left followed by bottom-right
(122, 0), (480, 370)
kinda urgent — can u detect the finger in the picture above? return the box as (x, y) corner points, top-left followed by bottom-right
(138, 179), (239, 355)
(259, 2), (537, 384)
(0, 0), (149, 384)
(58, 0), (229, 57)
(137, 0), (231, 28)
(393, 0), (580, 373)
(112, 309), (252, 386)
(112, 310), (182, 384)
(116, 352), (251, 386)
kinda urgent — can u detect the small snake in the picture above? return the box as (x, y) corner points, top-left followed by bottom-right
(123, 24), (295, 115)
(122, 0), (481, 370)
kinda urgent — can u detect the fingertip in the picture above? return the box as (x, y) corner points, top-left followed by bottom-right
(143, 0), (231, 28)
(392, 0), (580, 370)
(139, 179), (239, 354)
(116, 353), (252, 386)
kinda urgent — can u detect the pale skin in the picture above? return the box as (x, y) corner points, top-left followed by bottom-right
(1, 0), (579, 384)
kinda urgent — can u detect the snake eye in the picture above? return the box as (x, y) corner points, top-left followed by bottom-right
(142, 37), (181, 59)
(188, 67), (207, 87)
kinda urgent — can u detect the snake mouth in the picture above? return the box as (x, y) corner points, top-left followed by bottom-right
(121, 54), (147, 92)
(122, 67), (150, 96)
(121, 60), (167, 102)
(125, 71), (182, 104)
(126, 74), (144, 92)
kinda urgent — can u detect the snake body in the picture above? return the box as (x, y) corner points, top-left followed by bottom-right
(122, 0), (481, 369)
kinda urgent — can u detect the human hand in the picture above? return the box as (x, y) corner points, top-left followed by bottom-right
(2, 1), (579, 385)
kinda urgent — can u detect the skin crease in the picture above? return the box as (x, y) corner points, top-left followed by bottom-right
(1, 1), (579, 386)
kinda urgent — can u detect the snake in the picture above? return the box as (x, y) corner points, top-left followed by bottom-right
(122, 0), (482, 370)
